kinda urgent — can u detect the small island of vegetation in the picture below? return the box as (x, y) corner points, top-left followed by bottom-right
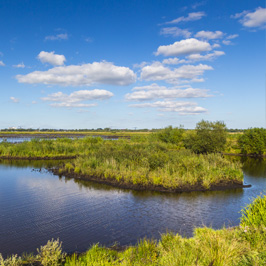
(0, 120), (247, 193)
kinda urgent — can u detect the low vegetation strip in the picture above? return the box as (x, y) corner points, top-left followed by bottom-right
(1, 194), (266, 265)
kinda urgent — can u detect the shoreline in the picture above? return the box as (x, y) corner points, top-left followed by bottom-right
(0, 155), (77, 160)
(222, 152), (266, 158)
(51, 168), (251, 194)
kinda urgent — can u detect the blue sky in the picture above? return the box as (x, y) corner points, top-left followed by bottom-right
(0, 0), (265, 129)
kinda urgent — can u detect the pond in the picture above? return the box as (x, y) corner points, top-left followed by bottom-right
(0, 157), (265, 257)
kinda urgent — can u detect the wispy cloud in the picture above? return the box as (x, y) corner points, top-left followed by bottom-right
(191, 1), (206, 9)
(0, 61), (5, 66)
(130, 100), (207, 115)
(42, 89), (113, 108)
(160, 27), (192, 38)
(126, 84), (211, 101)
(165, 11), (206, 24)
(186, 51), (225, 61)
(45, 33), (69, 41)
(13, 62), (25, 68)
(10, 97), (19, 103)
(85, 37), (93, 43)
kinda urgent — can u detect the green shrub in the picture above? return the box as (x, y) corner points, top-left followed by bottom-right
(238, 128), (266, 155)
(184, 120), (227, 154)
(37, 238), (65, 266)
(152, 126), (184, 145)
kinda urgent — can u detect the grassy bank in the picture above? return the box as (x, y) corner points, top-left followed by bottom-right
(2, 194), (266, 266)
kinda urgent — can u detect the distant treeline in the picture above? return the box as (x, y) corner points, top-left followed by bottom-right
(0, 127), (244, 133)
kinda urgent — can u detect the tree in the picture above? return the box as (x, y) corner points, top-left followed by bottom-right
(238, 128), (266, 155)
(184, 120), (227, 154)
(153, 126), (184, 145)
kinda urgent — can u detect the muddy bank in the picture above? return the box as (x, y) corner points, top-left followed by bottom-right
(222, 152), (266, 158)
(51, 168), (251, 194)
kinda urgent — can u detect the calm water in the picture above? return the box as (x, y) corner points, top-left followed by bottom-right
(0, 158), (265, 257)
(0, 135), (121, 143)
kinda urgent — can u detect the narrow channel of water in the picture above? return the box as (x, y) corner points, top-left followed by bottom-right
(0, 157), (265, 257)
(0, 135), (121, 143)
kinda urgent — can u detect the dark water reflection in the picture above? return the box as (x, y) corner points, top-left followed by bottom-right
(0, 158), (266, 257)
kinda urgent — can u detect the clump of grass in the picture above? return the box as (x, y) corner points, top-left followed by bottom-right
(240, 194), (266, 228)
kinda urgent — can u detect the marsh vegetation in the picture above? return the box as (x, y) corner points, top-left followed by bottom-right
(0, 121), (246, 191)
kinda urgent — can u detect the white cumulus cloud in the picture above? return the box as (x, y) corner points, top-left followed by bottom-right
(166, 12), (206, 24)
(233, 7), (266, 28)
(16, 61), (136, 86)
(37, 51), (66, 66)
(194, 30), (224, 40)
(41, 89), (113, 108)
(140, 62), (213, 84)
(155, 38), (212, 57)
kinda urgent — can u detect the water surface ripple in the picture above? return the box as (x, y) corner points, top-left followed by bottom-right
(0, 158), (265, 257)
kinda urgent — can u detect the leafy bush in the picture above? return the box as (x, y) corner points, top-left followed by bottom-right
(37, 238), (65, 266)
(238, 128), (266, 155)
(184, 120), (227, 154)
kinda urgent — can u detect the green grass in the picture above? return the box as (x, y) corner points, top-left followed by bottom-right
(2, 194), (266, 265)
(60, 139), (243, 190)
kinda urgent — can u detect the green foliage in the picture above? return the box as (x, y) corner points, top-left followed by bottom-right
(37, 238), (65, 266)
(0, 254), (22, 266)
(238, 128), (266, 155)
(152, 125), (184, 145)
(184, 120), (227, 154)
(240, 194), (266, 228)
